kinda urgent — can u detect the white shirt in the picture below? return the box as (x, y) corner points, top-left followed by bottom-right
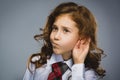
(23, 54), (97, 80)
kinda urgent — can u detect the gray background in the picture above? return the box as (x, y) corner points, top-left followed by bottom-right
(0, 0), (120, 80)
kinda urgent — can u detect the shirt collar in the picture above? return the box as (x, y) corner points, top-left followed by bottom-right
(64, 59), (73, 69)
(47, 53), (73, 69)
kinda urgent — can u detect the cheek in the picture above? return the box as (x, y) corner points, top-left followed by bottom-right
(62, 38), (78, 49)
(50, 33), (53, 41)
(66, 34), (80, 48)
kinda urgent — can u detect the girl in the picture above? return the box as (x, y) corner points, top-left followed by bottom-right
(23, 2), (106, 80)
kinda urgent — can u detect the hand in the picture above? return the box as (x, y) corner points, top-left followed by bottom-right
(72, 38), (90, 64)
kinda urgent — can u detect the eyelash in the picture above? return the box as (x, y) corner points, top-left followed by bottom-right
(52, 26), (58, 31)
(63, 29), (69, 33)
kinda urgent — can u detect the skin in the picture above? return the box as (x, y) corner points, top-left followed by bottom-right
(50, 14), (90, 64)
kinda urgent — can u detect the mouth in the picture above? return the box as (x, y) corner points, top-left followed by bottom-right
(52, 42), (59, 48)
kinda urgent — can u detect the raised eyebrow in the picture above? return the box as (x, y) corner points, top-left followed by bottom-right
(62, 26), (72, 31)
(52, 24), (72, 31)
(52, 24), (58, 28)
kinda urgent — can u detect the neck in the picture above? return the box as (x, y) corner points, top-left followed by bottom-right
(62, 52), (72, 61)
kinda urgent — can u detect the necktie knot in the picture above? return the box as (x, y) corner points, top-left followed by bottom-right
(48, 62), (69, 80)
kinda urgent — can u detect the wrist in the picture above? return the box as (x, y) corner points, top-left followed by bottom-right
(74, 60), (85, 64)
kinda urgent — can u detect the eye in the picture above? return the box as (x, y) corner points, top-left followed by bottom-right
(52, 25), (58, 32)
(63, 28), (70, 33)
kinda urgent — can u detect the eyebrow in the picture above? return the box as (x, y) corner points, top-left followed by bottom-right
(53, 24), (72, 31)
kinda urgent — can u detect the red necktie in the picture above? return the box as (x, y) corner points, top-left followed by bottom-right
(47, 62), (69, 80)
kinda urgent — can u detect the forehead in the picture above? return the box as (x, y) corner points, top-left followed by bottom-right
(54, 14), (77, 28)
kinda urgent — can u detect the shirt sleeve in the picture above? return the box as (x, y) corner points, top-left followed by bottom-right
(23, 63), (35, 80)
(71, 63), (97, 80)
(23, 68), (34, 80)
(71, 63), (85, 80)
(23, 62), (52, 80)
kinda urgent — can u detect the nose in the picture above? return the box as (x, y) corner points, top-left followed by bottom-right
(54, 31), (61, 40)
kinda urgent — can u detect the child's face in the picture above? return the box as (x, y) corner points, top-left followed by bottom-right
(50, 14), (80, 59)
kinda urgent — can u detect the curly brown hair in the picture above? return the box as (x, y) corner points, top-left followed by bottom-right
(28, 2), (106, 78)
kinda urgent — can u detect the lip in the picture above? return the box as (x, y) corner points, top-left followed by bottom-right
(51, 42), (59, 48)
(52, 42), (59, 46)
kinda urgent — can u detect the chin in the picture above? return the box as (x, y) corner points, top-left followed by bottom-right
(54, 51), (61, 55)
(53, 50), (62, 55)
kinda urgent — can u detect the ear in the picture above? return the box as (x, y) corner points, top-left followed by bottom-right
(80, 37), (91, 44)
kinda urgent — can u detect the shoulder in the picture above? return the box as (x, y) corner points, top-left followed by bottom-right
(28, 62), (48, 73)
(23, 62), (51, 80)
